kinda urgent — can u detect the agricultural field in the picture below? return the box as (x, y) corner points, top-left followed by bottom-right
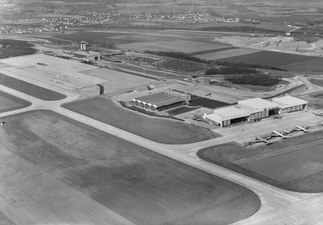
(0, 73), (66, 101)
(54, 31), (135, 45)
(282, 58), (323, 72)
(198, 48), (261, 60)
(118, 40), (230, 53)
(192, 46), (239, 55)
(216, 51), (323, 71)
(64, 97), (218, 144)
(0, 91), (31, 113)
(0, 111), (260, 225)
(198, 130), (323, 192)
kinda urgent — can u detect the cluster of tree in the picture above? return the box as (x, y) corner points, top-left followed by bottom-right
(144, 50), (206, 63)
(205, 66), (259, 75)
(225, 74), (282, 86)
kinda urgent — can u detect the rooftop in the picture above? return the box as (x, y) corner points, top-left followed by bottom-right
(272, 96), (308, 108)
(210, 106), (250, 121)
(135, 92), (184, 107)
(238, 98), (279, 111)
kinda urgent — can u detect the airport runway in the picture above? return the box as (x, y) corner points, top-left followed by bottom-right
(1, 84), (323, 225)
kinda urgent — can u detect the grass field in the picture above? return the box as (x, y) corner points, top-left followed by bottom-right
(218, 51), (321, 69)
(189, 95), (231, 109)
(198, 130), (323, 192)
(0, 91), (31, 113)
(168, 106), (200, 115)
(118, 40), (229, 53)
(198, 48), (261, 60)
(0, 73), (66, 101)
(192, 46), (239, 55)
(282, 58), (323, 72)
(0, 39), (36, 59)
(64, 97), (218, 144)
(1, 110), (260, 225)
(54, 31), (134, 45)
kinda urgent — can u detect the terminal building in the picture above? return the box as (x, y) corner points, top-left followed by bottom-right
(132, 92), (188, 111)
(272, 96), (308, 114)
(73, 41), (100, 62)
(73, 51), (101, 62)
(203, 96), (308, 127)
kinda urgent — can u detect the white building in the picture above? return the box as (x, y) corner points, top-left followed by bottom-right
(73, 51), (100, 62)
(271, 96), (308, 114)
(203, 106), (250, 127)
(237, 98), (280, 121)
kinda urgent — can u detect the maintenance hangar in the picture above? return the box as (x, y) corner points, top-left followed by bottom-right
(73, 51), (100, 62)
(203, 106), (250, 127)
(132, 92), (187, 111)
(237, 98), (280, 121)
(272, 96), (308, 114)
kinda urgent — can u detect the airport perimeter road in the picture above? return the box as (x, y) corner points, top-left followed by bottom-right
(2, 85), (323, 225)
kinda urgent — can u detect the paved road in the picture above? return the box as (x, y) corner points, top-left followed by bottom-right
(1, 82), (323, 225)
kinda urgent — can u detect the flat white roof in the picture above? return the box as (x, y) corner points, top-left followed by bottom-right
(272, 96), (308, 108)
(206, 106), (250, 122)
(238, 98), (279, 111)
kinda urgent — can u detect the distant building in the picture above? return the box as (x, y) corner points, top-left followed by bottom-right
(80, 41), (87, 51)
(271, 36), (294, 43)
(132, 92), (188, 111)
(203, 96), (308, 127)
